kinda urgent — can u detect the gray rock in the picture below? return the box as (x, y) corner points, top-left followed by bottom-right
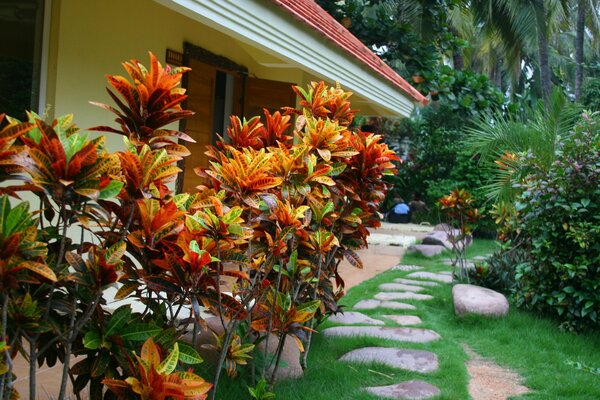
(322, 326), (441, 343)
(365, 380), (441, 399)
(327, 311), (384, 325)
(423, 229), (472, 250)
(384, 315), (422, 326)
(433, 223), (452, 232)
(379, 283), (427, 292)
(452, 284), (509, 317)
(421, 230), (453, 248)
(340, 347), (438, 373)
(390, 264), (424, 271)
(406, 244), (446, 257)
(407, 271), (453, 283)
(354, 299), (417, 310)
(394, 278), (439, 287)
(375, 292), (434, 301)
(257, 333), (303, 380)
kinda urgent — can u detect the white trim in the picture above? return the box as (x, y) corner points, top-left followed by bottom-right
(153, 0), (416, 117)
(38, 0), (52, 113)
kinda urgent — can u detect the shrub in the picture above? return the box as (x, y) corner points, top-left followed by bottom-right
(0, 54), (397, 400)
(512, 113), (600, 331)
(467, 246), (526, 294)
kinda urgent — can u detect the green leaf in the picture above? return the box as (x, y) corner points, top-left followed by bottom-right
(158, 342), (179, 374)
(222, 207), (243, 224)
(99, 180), (124, 199)
(105, 306), (132, 337)
(177, 342), (204, 365)
(91, 350), (110, 378)
(83, 330), (101, 350)
(119, 323), (161, 341)
(105, 241), (126, 265)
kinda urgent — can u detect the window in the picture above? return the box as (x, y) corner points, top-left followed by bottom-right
(0, 0), (46, 120)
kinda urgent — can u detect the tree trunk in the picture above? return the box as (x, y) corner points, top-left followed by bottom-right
(535, 5), (552, 103)
(574, 0), (586, 100)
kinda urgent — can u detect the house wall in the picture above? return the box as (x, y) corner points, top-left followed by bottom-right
(46, 0), (305, 152)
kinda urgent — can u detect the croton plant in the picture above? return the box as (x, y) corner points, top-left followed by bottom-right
(0, 52), (398, 400)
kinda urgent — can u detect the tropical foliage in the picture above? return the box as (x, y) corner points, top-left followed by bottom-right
(0, 54), (396, 399)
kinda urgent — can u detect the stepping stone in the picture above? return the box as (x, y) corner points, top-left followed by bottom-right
(379, 283), (427, 292)
(375, 292), (434, 301)
(439, 271), (452, 276)
(322, 326), (441, 343)
(406, 271), (453, 283)
(453, 284), (509, 317)
(390, 264), (424, 271)
(354, 300), (416, 310)
(340, 347), (439, 373)
(394, 278), (438, 287)
(365, 380), (441, 399)
(472, 255), (488, 261)
(384, 315), (422, 326)
(327, 311), (384, 325)
(407, 244), (446, 257)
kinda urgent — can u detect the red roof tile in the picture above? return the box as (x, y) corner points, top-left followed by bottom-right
(270, 0), (428, 106)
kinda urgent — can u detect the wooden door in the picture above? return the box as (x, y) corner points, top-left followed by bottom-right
(180, 59), (215, 193)
(243, 77), (296, 119)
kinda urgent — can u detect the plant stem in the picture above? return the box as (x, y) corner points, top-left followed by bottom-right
(268, 333), (287, 388)
(0, 292), (8, 400)
(29, 339), (36, 400)
(300, 253), (323, 370)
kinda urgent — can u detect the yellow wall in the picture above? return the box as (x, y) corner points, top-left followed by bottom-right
(47, 0), (305, 151)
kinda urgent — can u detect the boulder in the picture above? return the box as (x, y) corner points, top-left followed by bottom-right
(407, 244), (446, 257)
(452, 284), (509, 317)
(433, 223), (452, 232)
(424, 228), (473, 250)
(257, 334), (303, 381)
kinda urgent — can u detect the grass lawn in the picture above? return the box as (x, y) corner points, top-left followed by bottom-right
(273, 239), (600, 399)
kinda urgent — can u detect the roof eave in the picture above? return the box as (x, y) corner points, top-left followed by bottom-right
(154, 0), (420, 117)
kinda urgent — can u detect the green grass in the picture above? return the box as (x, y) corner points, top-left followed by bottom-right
(274, 240), (600, 399)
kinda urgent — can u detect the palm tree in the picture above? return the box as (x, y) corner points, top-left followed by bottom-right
(574, 0), (600, 98)
(469, 0), (569, 104)
(464, 90), (581, 204)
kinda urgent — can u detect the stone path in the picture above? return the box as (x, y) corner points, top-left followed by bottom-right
(406, 271), (453, 283)
(374, 292), (434, 301)
(354, 299), (417, 310)
(340, 347), (439, 373)
(379, 283), (427, 292)
(324, 264), (457, 399)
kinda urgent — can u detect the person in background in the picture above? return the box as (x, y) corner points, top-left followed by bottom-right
(409, 193), (429, 213)
(387, 196), (410, 223)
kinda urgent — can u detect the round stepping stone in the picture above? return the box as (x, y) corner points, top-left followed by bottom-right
(379, 283), (426, 292)
(452, 284), (509, 317)
(394, 278), (438, 287)
(354, 300), (417, 310)
(327, 311), (384, 325)
(406, 271), (453, 283)
(390, 264), (424, 271)
(375, 292), (434, 301)
(340, 347), (439, 373)
(365, 380), (441, 399)
(384, 315), (422, 326)
(322, 326), (441, 343)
